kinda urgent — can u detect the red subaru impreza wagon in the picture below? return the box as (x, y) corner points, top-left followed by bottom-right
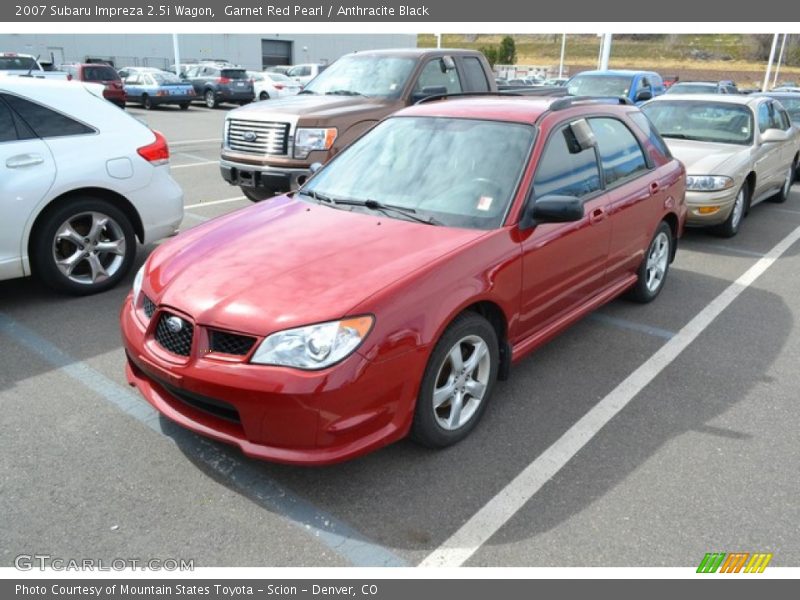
(121, 95), (687, 465)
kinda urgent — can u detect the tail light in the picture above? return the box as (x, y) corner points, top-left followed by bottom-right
(217, 77), (231, 84)
(274, 84), (284, 90)
(137, 130), (169, 166)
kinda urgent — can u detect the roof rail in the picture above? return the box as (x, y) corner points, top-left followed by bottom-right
(415, 91), (522, 105)
(549, 96), (633, 111)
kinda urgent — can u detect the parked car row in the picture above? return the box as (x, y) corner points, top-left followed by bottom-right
(2, 49), (799, 466)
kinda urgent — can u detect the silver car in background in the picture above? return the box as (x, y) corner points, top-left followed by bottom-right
(642, 94), (800, 237)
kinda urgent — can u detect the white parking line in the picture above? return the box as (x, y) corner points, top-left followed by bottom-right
(170, 138), (221, 146)
(184, 196), (246, 210)
(171, 160), (219, 169)
(420, 223), (800, 568)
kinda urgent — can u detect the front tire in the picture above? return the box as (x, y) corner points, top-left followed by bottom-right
(628, 221), (673, 303)
(411, 312), (499, 448)
(204, 90), (217, 109)
(241, 187), (274, 202)
(714, 183), (748, 238)
(31, 197), (136, 295)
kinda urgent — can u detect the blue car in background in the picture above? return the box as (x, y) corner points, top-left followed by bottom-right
(122, 69), (196, 110)
(566, 69), (666, 105)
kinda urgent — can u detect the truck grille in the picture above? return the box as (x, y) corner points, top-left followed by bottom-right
(154, 312), (194, 357)
(227, 118), (289, 156)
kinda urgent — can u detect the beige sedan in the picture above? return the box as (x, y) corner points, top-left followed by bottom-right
(642, 94), (800, 237)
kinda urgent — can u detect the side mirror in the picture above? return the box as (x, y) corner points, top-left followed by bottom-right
(179, 73), (187, 80)
(440, 56), (456, 72)
(309, 162), (323, 174)
(520, 195), (585, 230)
(411, 85), (449, 103)
(568, 119), (597, 152)
(635, 88), (653, 102)
(761, 128), (789, 143)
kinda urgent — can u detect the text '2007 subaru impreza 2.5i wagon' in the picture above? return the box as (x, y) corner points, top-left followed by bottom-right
(121, 95), (687, 465)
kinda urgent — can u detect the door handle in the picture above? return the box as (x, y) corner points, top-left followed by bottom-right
(649, 181), (660, 195)
(6, 154), (44, 169)
(588, 207), (606, 224)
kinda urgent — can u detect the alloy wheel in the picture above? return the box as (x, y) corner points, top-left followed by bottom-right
(432, 335), (491, 431)
(645, 231), (670, 293)
(51, 211), (126, 285)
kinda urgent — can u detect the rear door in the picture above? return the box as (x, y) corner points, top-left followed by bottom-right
(588, 115), (660, 282)
(0, 94), (56, 280)
(517, 119), (612, 337)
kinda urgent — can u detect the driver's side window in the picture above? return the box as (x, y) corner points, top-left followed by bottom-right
(757, 102), (771, 133)
(533, 126), (601, 200)
(413, 58), (462, 94)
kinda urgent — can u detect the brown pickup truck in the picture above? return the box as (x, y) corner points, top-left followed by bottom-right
(220, 48), (498, 201)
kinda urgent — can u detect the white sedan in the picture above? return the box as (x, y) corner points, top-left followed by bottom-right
(248, 71), (301, 101)
(0, 77), (183, 294)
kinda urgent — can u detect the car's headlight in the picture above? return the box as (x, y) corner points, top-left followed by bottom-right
(251, 316), (373, 369)
(686, 175), (734, 192)
(132, 265), (144, 304)
(293, 127), (337, 159)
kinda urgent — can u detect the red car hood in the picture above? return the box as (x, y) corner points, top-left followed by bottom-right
(147, 196), (487, 335)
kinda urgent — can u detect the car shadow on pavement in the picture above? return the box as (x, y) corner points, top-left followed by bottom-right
(168, 268), (792, 564)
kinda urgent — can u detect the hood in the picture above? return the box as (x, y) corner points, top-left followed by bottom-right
(665, 138), (749, 175)
(229, 94), (393, 124)
(147, 196), (486, 335)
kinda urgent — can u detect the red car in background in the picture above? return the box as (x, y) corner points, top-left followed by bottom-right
(61, 63), (126, 108)
(121, 95), (687, 465)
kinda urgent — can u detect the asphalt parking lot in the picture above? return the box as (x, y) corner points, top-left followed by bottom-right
(2, 102), (800, 569)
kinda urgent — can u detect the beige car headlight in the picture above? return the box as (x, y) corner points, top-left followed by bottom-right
(686, 175), (734, 192)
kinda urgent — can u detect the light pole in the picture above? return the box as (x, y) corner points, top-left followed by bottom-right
(558, 33), (566, 79)
(762, 33), (779, 91)
(773, 34), (788, 88)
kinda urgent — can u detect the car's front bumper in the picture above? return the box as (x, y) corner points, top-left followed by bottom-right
(120, 295), (425, 465)
(220, 160), (311, 194)
(684, 187), (739, 227)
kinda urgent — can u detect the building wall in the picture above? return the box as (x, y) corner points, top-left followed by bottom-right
(0, 33), (417, 70)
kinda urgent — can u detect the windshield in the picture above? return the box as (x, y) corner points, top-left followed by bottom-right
(768, 96), (800, 122)
(642, 101), (753, 145)
(302, 55), (416, 98)
(0, 56), (38, 70)
(301, 117), (535, 230)
(567, 74), (634, 97)
(152, 72), (181, 84)
(667, 83), (717, 94)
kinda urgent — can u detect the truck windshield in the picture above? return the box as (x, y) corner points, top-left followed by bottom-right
(567, 74), (634, 98)
(301, 55), (416, 98)
(0, 56), (38, 71)
(301, 116), (535, 230)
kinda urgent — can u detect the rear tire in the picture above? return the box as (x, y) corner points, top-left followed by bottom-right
(179, 102), (190, 110)
(259, 91), (269, 101)
(142, 94), (152, 110)
(770, 163), (795, 204)
(627, 221), (673, 303)
(204, 90), (217, 109)
(31, 197), (137, 295)
(410, 312), (499, 448)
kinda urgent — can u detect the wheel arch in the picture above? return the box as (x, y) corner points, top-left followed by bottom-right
(26, 187), (144, 270)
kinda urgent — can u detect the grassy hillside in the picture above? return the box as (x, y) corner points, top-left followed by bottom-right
(417, 34), (800, 86)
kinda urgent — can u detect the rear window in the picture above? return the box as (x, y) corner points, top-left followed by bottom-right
(2, 93), (95, 138)
(0, 56), (38, 71)
(462, 57), (490, 92)
(221, 69), (248, 80)
(83, 66), (119, 82)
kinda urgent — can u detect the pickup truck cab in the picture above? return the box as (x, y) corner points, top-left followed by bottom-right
(0, 53), (70, 80)
(567, 69), (665, 105)
(220, 48), (497, 201)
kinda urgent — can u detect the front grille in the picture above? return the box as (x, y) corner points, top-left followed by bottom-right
(154, 312), (194, 357)
(142, 295), (156, 319)
(209, 330), (257, 356)
(227, 118), (289, 156)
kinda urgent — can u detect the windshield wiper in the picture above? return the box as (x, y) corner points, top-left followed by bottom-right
(298, 89), (317, 95)
(299, 189), (334, 203)
(325, 89), (366, 97)
(330, 197), (442, 226)
(660, 133), (693, 140)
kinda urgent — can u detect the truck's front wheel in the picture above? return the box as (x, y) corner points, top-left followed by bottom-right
(241, 187), (275, 202)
